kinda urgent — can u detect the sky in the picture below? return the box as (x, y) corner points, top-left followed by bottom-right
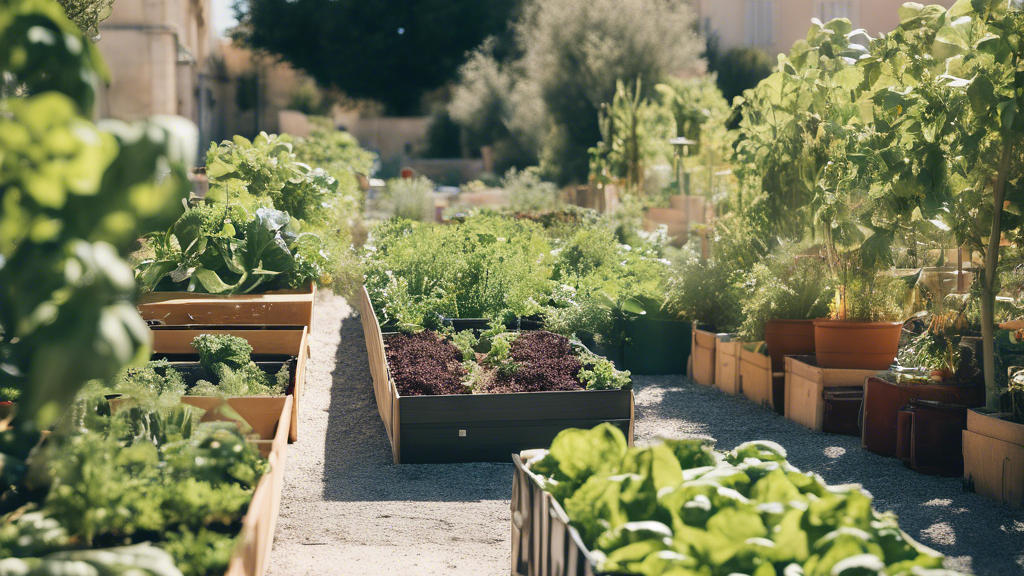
(212, 0), (237, 37)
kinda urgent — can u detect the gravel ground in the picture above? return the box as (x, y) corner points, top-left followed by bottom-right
(269, 293), (1024, 575)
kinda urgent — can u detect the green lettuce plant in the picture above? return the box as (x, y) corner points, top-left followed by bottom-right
(527, 424), (952, 576)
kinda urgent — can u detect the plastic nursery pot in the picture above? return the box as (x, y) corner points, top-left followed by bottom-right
(812, 320), (903, 370)
(623, 317), (692, 375)
(764, 319), (818, 373)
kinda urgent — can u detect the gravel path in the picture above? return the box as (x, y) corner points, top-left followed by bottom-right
(270, 293), (1024, 575)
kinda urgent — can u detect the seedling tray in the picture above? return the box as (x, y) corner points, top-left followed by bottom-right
(359, 286), (634, 464)
(149, 326), (309, 442)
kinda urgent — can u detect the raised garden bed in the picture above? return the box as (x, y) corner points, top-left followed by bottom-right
(149, 326), (310, 442)
(622, 317), (691, 375)
(512, 426), (949, 576)
(963, 408), (1024, 507)
(714, 335), (741, 395)
(688, 326), (716, 386)
(358, 286), (634, 464)
(738, 345), (778, 410)
(138, 283), (316, 328)
(784, 356), (877, 434)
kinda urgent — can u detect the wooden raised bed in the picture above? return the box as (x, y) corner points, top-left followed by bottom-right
(226, 394), (293, 576)
(739, 346), (777, 410)
(714, 337), (741, 395)
(109, 395), (292, 576)
(510, 447), (940, 576)
(784, 356), (876, 434)
(358, 286), (634, 464)
(689, 326), (716, 386)
(149, 326), (310, 442)
(138, 283), (316, 328)
(963, 409), (1024, 507)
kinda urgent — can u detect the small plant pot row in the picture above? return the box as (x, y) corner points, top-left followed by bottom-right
(358, 286), (635, 464)
(690, 322), (1024, 506)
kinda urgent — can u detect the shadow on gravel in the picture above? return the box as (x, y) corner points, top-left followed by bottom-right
(632, 376), (1024, 575)
(322, 309), (513, 503)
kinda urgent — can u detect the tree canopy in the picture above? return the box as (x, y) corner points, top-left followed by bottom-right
(234, 0), (518, 115)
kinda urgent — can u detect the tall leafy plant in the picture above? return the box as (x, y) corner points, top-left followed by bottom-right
(859, 0), (1024, 407)
(0, 0), (194, 454)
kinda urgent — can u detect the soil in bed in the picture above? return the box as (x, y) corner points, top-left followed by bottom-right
(384, 330), (585, 396)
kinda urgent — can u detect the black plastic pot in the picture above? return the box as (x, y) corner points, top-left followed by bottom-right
(623, 317), (692, 375)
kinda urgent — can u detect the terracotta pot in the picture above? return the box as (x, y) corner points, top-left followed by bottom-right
(764, 319), (817, 372)
(813, 320), (903, 370)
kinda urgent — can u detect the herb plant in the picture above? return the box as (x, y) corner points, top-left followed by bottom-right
(189, 334), (287, 396)
(738, 249), (834, 341)
(527, 424), (950, 576)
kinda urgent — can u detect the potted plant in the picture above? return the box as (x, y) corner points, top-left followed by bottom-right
(738, 246), (834, 371)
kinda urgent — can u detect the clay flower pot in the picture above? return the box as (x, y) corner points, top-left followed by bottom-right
(764, 319), (817, 372)
(813, 320), (903, 370)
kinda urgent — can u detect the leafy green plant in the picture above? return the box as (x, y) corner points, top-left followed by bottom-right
(738, 249), (834, 341)
(0, 392), (266, 576)
(189, 334), (286, 397)
(502, 167), (561, 213)
(290, 116), (376, 204)
(365, 214), (554, 330)
(383, 176), (436, 221)
(0, 0), (193, 450)
(665, 252), (746, 334)
(136, 203), (325, 294)
(527, 424), (951, 576)
(589, 78), (674, 192)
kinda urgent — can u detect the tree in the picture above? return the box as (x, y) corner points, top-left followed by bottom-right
(234, 0), (518, 115)
(706, 45), (773, 104)
(55, 0), (114, 39)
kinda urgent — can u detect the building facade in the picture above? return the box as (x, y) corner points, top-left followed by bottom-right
(696, 0), (956, 59)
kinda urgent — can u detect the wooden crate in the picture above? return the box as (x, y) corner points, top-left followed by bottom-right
(358, 286), (634, 464)
(226, 395), (293, 576)
(689, 327), (716, 386)
(784, 356), (875, 432)
(715, 338), (741, 395)
(150, 326), (309, 442)
(138, 283), (316, 328)
(739, 347), (774, 409)
(963, 409), (1024, 507)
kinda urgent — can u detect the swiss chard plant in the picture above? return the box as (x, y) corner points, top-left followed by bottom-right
(527, 424), (953, 576)
(136, 202), (327, 294)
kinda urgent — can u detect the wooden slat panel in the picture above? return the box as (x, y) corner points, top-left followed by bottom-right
(740, 350), (772, 409)
(715, 340), (741, 395)
(151, 327), (306, 356)
(138, 284), (315, 328)
(963, 430), (1024, 507)
(359, 286), (395, 452)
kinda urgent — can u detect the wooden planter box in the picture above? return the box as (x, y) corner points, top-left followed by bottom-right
(226, 394), (293, 576)
(739, 347), (778, 410)
(510, 447), (938, 576)
(963, 409), (1024, 507)
(150, 326), (310, 442)
(138, 283), (316, 328)
(358, 286), (634, 464)
(689, 327), (716, 386)
(714, 337), (741, 395)
(110, 395), (292, 576)
(784, 356), (876, 434)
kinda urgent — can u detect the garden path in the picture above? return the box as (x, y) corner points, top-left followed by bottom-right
(268, 293), (1023, 575)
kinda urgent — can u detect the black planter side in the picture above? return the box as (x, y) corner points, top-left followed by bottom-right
(623, 317), (692, 375)
(399, 389), (633, 463)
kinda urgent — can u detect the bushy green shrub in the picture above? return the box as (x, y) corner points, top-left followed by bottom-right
(383, 176), (436, 221)
(738, 247), (834, 341)
(502, 167), (561, 213)
(666, 250), (746, 334)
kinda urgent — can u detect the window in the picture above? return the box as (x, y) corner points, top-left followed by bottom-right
(816, 0), (853, 24)
(745, 0), (775, 48)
